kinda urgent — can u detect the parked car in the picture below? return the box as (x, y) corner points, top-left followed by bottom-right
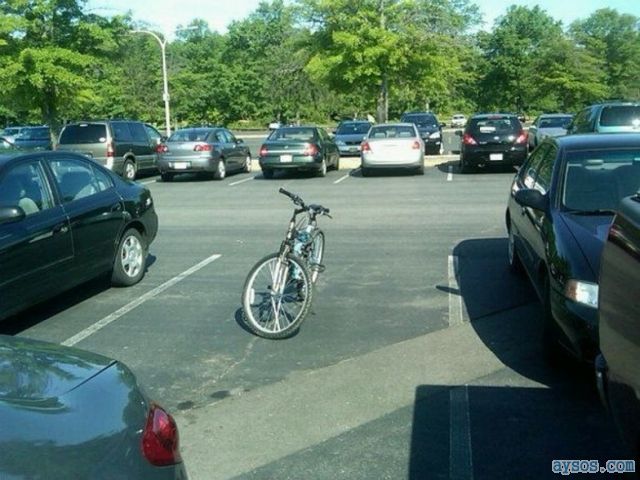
(399, 112), (443, 155)
(0, 334), (188, 478)
(13, 126), (52, 151)
(568, 102), (640, 134)
(156, 127), (251, 182)
(258, 126), (340, 178)
(360, 123), (424, 176)
(57, 120), (164, 180)
(596, 193), (640, 462)
(450, 114), (467, 128)
(506, 133), (640, 363)
(458, 113), (527, 173)
(334, 120), (372, 156)
(527, 114), (573, 151)
(0, 151), (158, 322)
(1, 126), (29, 143)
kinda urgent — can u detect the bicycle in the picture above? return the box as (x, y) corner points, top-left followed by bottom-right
(241, 188), (331, 339)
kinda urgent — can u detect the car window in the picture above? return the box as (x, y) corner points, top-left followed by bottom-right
(128, 122), (149, 143)
(144, 124), (162, 143)
(225, 130), (237, 143)
(520, 144), (549, 189)
(539, 117), (572, 129)
(169, 129), (210, 142)
(59, 124), (107, 144)
(49, 157), (111, 203)
(215, 130), (229, 143)
(532, 145), (557, 194)
(112, 122), (133, 142)
(269, 128), (316, 141)
(17, 127), (50, 140)
(469, 117), (519, 135)
(0, 161), (54, 216)
(369, 125), (416, 138)
(401, 114), (437, 126)
(599, 106), (640, 127)
(336, 123), (371, 134)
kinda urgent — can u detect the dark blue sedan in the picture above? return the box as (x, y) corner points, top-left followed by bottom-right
(0, 151), (158, 322)
(505, 134), (640, 362)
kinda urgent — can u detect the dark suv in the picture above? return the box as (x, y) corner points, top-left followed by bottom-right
(568, 102), (640, 134)
(399, 112), (443, 155)
(57, 120), (164, 180)
(458, 113), (527, 172)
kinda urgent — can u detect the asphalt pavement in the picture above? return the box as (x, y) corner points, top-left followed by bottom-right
(3, 156), (633, 479)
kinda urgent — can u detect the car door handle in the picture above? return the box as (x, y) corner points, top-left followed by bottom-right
(52, 223), (69, 235)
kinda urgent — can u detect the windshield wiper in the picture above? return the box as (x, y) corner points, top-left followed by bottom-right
(566, 208), (617, 216)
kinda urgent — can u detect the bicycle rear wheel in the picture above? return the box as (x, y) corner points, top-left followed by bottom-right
(308, 230), (325, 284)
(242, 253), (313, 339)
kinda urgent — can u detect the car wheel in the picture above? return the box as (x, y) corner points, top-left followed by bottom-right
(361, 167), (369, 177)
(243, 155), (252, 173)
(161, 172), (173, 182)
(334, 155), (340, 171)
(507, 222), (524, 274)
(213, 159), (226, 180)
(262, 169), (274, 179)
(123, 159), (137, 181)
(112, 228), (146, 287)
(416, 165), (425, 175)
(317, 158), (327, 177)
(439, 143), (444, 155)
(459, 158), (470, 174)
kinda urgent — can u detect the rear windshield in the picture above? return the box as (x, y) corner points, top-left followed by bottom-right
(600, 106), (640, 127)
(368, 125), (417, 139)
(169, 129), (212, 142)
(401, 114), (437, 126)
(18, 127), (50, 140)
(336, 123), (371, 135)
(59, 124), (107, 144)
(268, 128), (316, 141)
(468, 117), (520, 134)
(538, 117), (572, 128)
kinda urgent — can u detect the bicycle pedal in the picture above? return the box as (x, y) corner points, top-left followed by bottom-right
(312, 264), (326, 273)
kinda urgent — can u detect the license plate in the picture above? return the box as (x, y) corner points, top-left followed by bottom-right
(349, 147), (358, 152)
(173, 162), (189, 169)
(490, 153), (503, 161)
(280, 154), (293, 163)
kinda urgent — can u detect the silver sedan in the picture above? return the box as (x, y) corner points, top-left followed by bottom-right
(360, 123), (425, 176)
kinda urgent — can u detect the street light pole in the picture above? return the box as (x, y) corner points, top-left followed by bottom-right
(133, 30), (172, 137)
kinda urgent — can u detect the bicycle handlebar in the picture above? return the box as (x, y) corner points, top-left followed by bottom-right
(279, 188), (331, 217)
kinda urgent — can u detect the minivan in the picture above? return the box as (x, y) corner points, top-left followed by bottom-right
(57, 120), (164, 180)
(567, 102), (640, 134)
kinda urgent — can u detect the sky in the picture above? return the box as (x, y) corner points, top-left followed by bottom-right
(86, 0), (640, 38)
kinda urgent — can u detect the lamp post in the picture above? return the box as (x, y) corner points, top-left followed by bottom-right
(132, 29), (172, 136)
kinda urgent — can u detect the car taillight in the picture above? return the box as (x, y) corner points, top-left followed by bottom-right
(107, 141), (115, 157)
(259, 145), (268, 157)
(156, 144), (168, 153)
(361, 141), (371, 152)
(303, 143), (319, 156)
(515, 131), (527, 144)
(194, 143), (213, 152)
(411, 140), (421, 150)
(462, 133), (477, 145)
(142, 404), (182, 466)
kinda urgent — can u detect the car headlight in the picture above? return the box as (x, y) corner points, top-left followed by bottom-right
(429, 131), (441, 139)
(564, 280), (598, 309)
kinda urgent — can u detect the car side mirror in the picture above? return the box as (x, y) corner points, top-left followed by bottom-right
(440, 123), (446, 128)
(514, 189), (548, 211)
(0, 206), (25, 225)
(236, 138), (244, 144)
(454, 130), (463, 137)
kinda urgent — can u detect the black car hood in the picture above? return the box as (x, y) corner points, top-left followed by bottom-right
(559, 213), (613, 277)
(0, 335), (115, 402)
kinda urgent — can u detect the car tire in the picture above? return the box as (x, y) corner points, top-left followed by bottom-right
(112, 228), (146, 287)
(213, 159), (226, 180)
(161, 172), (173, 182)
(459, 158), (471, 174)
(507, 222), (524, 274)
(361, 167), (369, 177)
(243, 155), (252, 173)
(317, 158), (327, 177)
(416, 165), (425, 175)
(262, 169), (274, 179)
(123, 159), (137, 181)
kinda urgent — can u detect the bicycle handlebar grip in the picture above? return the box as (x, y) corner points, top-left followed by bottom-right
(279, 187), (293, 198)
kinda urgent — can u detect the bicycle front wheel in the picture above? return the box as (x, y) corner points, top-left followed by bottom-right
(242, 253), (313, 339)
(308, 230), (325, 284)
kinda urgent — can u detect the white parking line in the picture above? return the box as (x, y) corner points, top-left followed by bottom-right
(334, 173), (350, 184)
(229, 176), (255, 186)
(447, 165), (454, 182)
(140, 178), (158, 185)
(448, 255), (463, 327)
(61, 253), (222, 347)
(450, 385), (474, 480)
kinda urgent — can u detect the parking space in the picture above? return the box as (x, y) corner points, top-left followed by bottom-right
(2, 160), (631, 479)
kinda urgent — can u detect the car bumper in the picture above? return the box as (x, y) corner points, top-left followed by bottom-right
(461, 146), (527, 167)
(361, 153), (423, 169)
(337, 144), (362, 156)
(420, 136), (442, 154)
(259, 155), (323, 170)
(157, 156), (219, 173)
(550, 288), (599, 360)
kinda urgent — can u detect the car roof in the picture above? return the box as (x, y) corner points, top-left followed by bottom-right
(538, 113), (573, 118)
(0, 150), (88, 170)
(553, 133), (640, 150)
(371, 122), (416, 128)
(470, 113), (518, 119)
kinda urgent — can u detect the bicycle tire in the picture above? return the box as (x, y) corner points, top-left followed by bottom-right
(242, 253), (313, 339)
(308, 230), (325, 284)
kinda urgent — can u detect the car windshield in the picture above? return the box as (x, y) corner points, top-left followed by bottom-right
(268, 128), (316, 141)
(336, 123), (371, 135)
(169, 129), (211, 142)
(368, 125), (416, 139)
(401, 114), (437, 126)
(600, 106), (640, 127)
(59, 124), (107, 144)
(538, 117), (572, 129)
(563, 150), (640, 212)
(17, 128), (50, 140)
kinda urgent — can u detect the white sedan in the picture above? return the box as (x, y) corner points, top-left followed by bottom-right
(360, 123), (425, 176)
